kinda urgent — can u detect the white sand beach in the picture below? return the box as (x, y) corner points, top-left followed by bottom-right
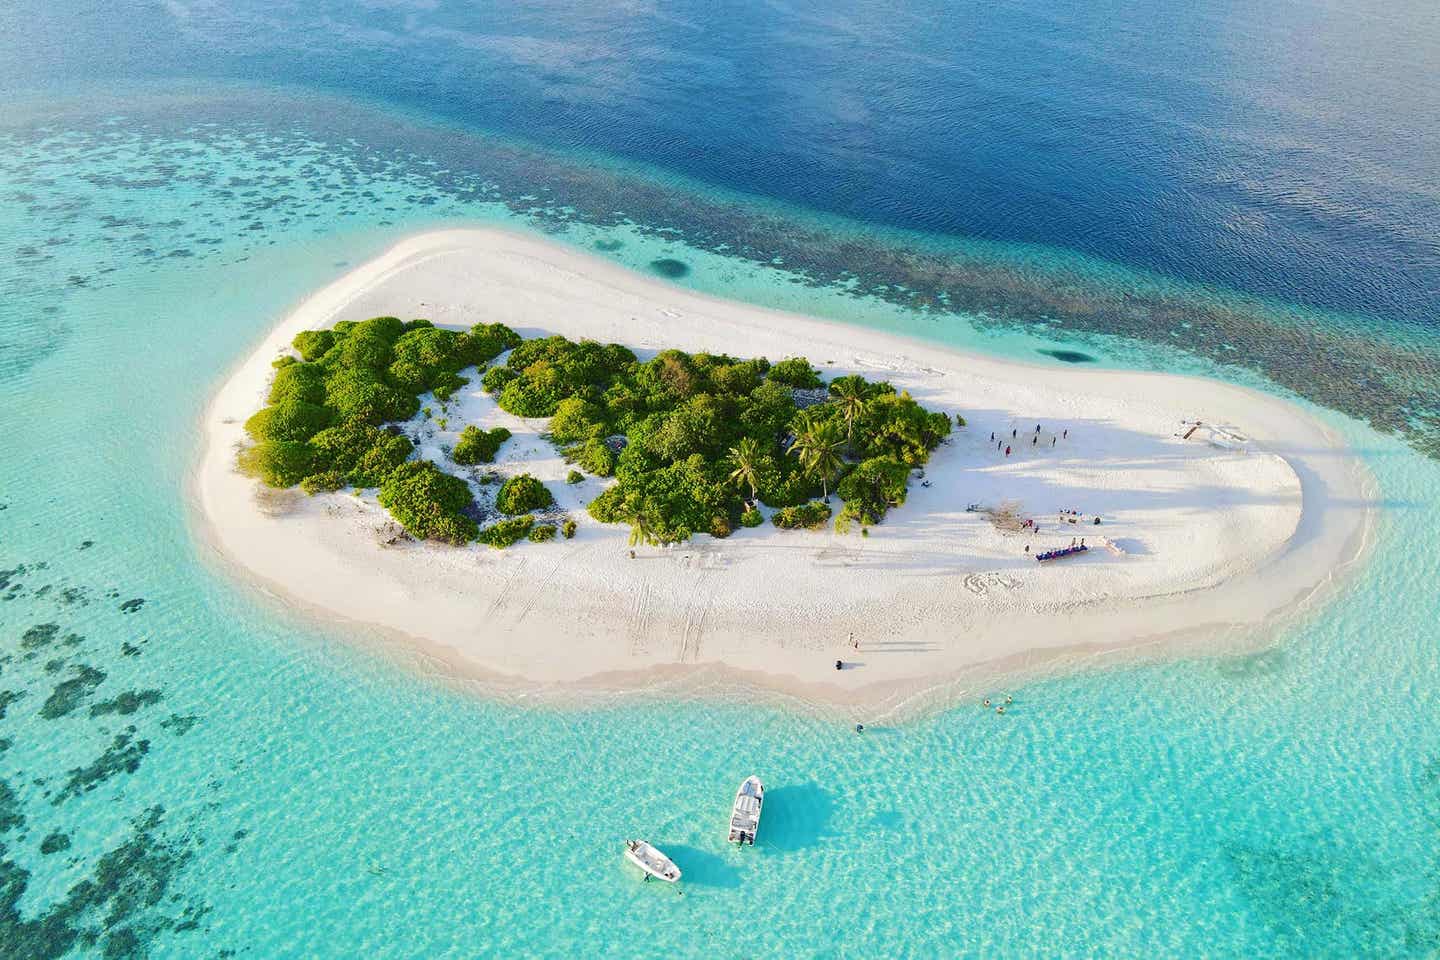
(192, 228), (1374, 715)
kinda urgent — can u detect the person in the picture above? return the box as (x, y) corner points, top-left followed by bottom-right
(1005, 445), (1011, 456)
(1012, 428), (1017, 438)
(855, 723), (865, 734)
(990, 432), (995, 441)
(1035, 424), (1040, 433)
(1063, 429), (1068, 438)
(1052, 437), (1056, 447)
(983, 698), (992, 707)
(1094, 516), (1101, 525)
(1032, 435), (1037, 445)
(852, 632), (860, 651)
(835, 659), (843, 671)
(1024, 544), (1030, 553)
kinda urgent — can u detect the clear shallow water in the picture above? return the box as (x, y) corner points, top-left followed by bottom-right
(1, 3), (1438, 957)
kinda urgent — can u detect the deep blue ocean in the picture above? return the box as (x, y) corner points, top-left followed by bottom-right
(2, 1), (1438, 956)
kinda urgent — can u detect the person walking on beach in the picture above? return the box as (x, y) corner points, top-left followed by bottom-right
(1005, 445), (1011, 456)
(1012, 428), (1017, 438)
(1063, 429), (1068, 439)
(1052, 437), (1056, 447)
(990, 432), (995, 441)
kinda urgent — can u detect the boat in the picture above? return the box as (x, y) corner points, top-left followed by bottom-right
(728, 775), (764, 845)
(624, 839), (681, 883)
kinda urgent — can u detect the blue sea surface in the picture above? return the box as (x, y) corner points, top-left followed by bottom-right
(1, 1), (1438, 957)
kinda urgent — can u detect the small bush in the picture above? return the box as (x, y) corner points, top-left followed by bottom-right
(272, 356), (296, 369)
(561, 518), (577, 539)
(452, 425), (511, 465)
(244, 401), (331, 443)
(528, 524), (557, 543)
(477, 516), (533, 549)
(292, 329), (336, 362)
(566, 470), (584, 484)
(495, 473), (554, 514)
(565, 438), (616, 477)
(954, 413), (966, 427)
(268, 362), (326, 405)
(377, 461), (478, 544)
(768, 357), (822, 388)
(300, 471), (346, 495)
(480, 365), (519, 394)
(772, 500), (832, 530)
(238, 440), (315, 488)
(740, 507), (763, 528)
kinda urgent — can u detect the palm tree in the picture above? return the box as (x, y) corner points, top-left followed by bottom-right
(789, 416), (845, 502)
(628, 512), (657, 548)
(726, 436), (764, 503)
(830, 377), (867, 458)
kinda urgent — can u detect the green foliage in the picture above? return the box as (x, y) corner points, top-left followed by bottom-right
(586, 454), (738, 543)
(452, 425), (511, 465)
(740, 507), (764, 528)
(244, 401), (332, 443)
(300, 471), (346, 495)
(739, 381), (797, 438)
(564, 437), (616, 477)
(561, 518), (577, 539)
(292, 329), (335, 362)
(377, 461), (478, 544)
(567, 470), (584, 484)
(954, 413), (966, 427)
(788, 411), (846, 499)
(238, 440), (315, 488)
(836, 456), (910, 529)
(272, 355), (296, 369)
(456, 322), (522, 367)
(772, 500), (832, 530)
(495, 473), (554, 514)
(477, 516), (533, 549)
(269, 362), (326, 405)
(528, 524), (557, 543)
(308, 421), (413, 487)
(498, 336), (635, 417)
(324, 367), (419, 425)
(768, 357), (822, 388)
(856, 391), (952, 465)
(549, 396), (607, 443)
(725, 436), (769, 500)
(481, 365), (519, 394)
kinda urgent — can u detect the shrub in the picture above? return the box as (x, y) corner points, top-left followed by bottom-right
(740, 507), (763, 528)
(567, 470), (584, 484)
(431, 371), (468, 401)
(565, 438), (616, 477)
(549, 397), (606, 443)
(954, 413), (966, 427)
(835, 456), (911, 527)
(456, 322), (522, 366)
(238, 440), (315, 488)
(495, 473), (553, 514)
(300, 471), (346, 495)
(269, 362), (326, 405)
(272, 355), (296, 369)
(772, 500), (832, 530)
(528, 524), (557, 543)
(377, 461), (478, 544)
(477, 516), (533, 549)
(244, 401), (331, 443)
(325, 368), (419, 425)
(308, 422), (412, 487)
(768, 357), (822, 388)
(452, 425), (511, 465)
(561, 518), (577, 539)
(292, 329), (336, 362)
(481, 365), (519, 394)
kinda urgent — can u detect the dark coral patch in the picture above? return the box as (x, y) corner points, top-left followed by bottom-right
(593, 238), (623, 252)
(649, 257), (690, 279)
(118, 598), (145, 614)
(21, 623), (60, 650)
(89, 690), (163, 718)
(54, 733), (150, 804)
(1038, 348), (1097, 364)
(40, 831), (71, 855)
(39, 664), (107, 719)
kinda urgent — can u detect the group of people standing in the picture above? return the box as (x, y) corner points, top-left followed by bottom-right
(990, 424), (1069, 457)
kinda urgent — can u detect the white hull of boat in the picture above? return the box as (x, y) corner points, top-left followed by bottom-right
(625, 840), (681, 883)
(728, 775), (764, 845)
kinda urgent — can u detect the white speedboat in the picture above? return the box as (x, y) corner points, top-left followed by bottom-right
(728, 775), (764, 845)
(624, 839), (681, 883)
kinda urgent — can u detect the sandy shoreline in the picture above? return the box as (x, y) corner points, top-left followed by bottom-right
(190, 228), (1374, 717)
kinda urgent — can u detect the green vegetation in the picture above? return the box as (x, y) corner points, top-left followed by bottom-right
(377, 461), (478, 545)
(566, 470), (584, 484)
(477, 516), (533, 549)
(240, 318), (950, 548)
(495, 474), (553, 515)
(773, 500), (833, 529)
(452, 425), (511, 465)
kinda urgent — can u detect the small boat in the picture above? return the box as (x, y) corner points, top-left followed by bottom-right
(728, 776), (764, 845)
(624, 839), (681, 883)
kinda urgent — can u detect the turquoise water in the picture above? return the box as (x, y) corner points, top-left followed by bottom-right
(2, 22), (1439, 960)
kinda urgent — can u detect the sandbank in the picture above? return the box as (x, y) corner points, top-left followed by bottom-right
(192, 228), (1374, 717)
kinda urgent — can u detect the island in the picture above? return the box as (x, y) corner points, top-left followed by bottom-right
(194, 229), (1374, 716)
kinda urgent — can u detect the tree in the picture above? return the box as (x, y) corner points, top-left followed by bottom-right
(629, 512), (658, 547)
(830, 376), (867, 457)
(789, 414), (845, 501)
(726, 436), (765, 502)
(495, 473), (554, 514)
